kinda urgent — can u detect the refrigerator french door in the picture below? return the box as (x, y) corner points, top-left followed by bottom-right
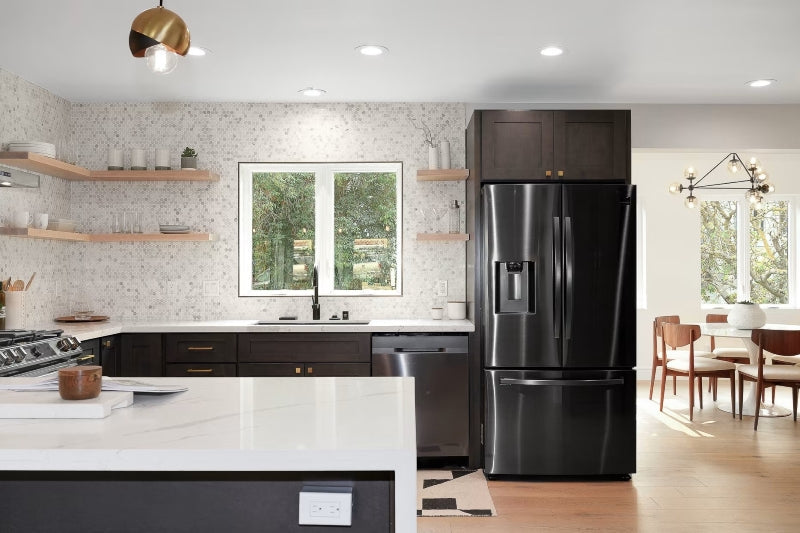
(482, 183), (636, 476)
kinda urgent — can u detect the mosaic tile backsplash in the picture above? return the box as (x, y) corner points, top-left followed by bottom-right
(1, 69), (468, 324)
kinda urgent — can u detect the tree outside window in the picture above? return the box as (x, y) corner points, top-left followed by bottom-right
(701, 199), (790, 305)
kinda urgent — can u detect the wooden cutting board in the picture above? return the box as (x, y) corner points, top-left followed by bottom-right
(0, 390), (133, 418)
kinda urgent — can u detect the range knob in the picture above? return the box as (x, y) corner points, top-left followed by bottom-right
(12, 347), (27, 363)
(31, 346), (43, 358)
(57, 338), (72, 351)
(0, 350), (11, 366)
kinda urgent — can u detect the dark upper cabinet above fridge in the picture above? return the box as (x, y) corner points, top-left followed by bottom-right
(478, 110), (631, 182)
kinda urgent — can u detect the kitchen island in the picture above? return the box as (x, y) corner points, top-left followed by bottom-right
(0, 376), (417, 532)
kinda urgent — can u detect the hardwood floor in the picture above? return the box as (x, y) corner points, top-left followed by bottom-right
(418, 380), (800, 532)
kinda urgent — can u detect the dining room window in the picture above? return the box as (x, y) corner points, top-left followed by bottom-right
(701, 197), (793, 306)
(238, 162), (402, 296)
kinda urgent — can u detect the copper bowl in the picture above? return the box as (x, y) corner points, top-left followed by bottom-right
(58, 366), (102, 400)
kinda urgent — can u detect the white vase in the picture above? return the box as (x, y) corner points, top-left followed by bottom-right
(439, 141), (451, 169)
(428, 145), (439, 170)
(727, 302), (767, 329)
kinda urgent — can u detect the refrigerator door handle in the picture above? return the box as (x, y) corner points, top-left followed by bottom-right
(500, 378), (625, 387)
(553, 216), (562, 339)
(564, 216), (574, 341)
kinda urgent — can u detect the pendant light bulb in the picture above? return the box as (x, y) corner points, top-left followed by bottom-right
(685, 195), (698, 209)
(726, 156), (740, 174)
(145, 43), (179, 74)
(668, 182), (682, 194)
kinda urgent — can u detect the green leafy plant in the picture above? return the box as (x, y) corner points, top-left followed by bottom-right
(181, 147), (197, 158)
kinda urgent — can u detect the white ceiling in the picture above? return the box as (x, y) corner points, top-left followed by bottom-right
(1, 0), (798, 104)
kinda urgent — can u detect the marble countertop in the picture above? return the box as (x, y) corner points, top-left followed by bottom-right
(44, 318), (474, 341)
(0, 376), (418, 531)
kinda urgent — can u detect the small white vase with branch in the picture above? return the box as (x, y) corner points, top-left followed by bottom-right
(409, 116), (439, 169)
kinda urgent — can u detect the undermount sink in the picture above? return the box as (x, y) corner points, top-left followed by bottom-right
(255, 320), (371, 325)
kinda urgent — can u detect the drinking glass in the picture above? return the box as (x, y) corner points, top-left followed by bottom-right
(112, 213), (122, 233)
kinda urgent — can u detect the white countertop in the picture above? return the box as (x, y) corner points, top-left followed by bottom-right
(44, 318), (474, 341)
(0, 376), (418, 530)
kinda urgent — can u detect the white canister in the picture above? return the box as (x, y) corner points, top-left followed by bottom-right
(3, 290), (24, 329)
(108, 148), (123, 170)
(430, 307), (444, 320)
(439, 140), (451, 170)
(428, 145), (440, 170)
(34, 213), (49, 229)
(155, 148), (170, 170)
(131, 148), (146, 170)
(447, 301), (466, 320)
(12, 210), (30, 229)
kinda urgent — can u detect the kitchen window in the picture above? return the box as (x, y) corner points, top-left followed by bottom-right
(239, 162), (402, 296)
(701, 197), (794, 306)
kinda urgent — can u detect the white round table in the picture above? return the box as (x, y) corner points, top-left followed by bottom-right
(699, 323), (797, 417)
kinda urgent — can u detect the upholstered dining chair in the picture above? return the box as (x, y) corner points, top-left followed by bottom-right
(738, 328), (800, 430)
(705, 313), (751, 400)
(660, 323), (736, 421)
(650, 315), (714, 401)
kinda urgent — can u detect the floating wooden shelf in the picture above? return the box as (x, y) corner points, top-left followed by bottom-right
(416, 169), (469, 181)
(416, 233), (470, 241)
(0, 152), (219, 182)
(1, 227), (216, 243)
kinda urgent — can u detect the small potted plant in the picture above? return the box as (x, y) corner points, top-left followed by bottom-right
(181, 147), (197, 170)
(728, 300), (767, 329)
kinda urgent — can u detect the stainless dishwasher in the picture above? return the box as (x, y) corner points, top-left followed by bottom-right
(372, 333), (469, 458)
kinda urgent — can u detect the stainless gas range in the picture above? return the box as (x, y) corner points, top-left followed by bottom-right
(0, 330), (90, 377)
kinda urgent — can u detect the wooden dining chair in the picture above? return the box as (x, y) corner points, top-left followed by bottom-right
(705, 313), (751, 400)
(660, 323), (736, 421)
(650, 315), (714, 401)
(738, 329), (800, 430)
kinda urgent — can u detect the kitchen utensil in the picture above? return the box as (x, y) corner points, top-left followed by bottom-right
(12, 210), (30, 229)
(2, 278), (9, 291)
(12, 280), (24, 291)
(25, 272), (36, 291)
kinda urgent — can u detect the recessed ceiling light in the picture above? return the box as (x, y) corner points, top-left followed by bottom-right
(355, 44), (389, 56)
(540, 46), (564, 57)
(299, 87), (326, 97)
(747, 79), (776, 88)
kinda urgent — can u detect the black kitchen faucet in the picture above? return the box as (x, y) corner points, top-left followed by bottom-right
(311, 264), (320, 320)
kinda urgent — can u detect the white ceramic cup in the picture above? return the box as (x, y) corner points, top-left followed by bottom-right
(155, 148), (170, 169)
(108, 148), (123, 169)
(131, 148), (146, 169)
(447, 301), (466, 320)
(12, 210), (30, 228)
(431, 307), (444, 320)
(34, 213), (48, 229)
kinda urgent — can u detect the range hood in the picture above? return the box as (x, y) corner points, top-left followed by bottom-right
(0, 167), (39, 188)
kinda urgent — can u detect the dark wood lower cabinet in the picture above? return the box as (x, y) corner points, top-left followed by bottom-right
(120, 333), (164, 377)
(166, 363), (237, 377)
(239, 362), (370, 377)
(100, 335), (121, 377)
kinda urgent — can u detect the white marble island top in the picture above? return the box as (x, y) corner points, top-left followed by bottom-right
(0, 376), (417, 531)
(42, 318), (474, 341)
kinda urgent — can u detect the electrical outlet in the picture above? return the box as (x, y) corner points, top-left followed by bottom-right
(435, 279), (448, 297)
(299, 487), (352, 526)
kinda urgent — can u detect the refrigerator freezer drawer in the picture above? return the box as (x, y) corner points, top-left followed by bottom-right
(484, 369), (636, 476)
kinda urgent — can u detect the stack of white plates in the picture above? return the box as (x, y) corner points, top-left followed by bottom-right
(8, 141), (56, 158)
(159, 224), (190, 234)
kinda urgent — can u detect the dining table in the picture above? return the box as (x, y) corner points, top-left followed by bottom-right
(699, 322), (798, 417)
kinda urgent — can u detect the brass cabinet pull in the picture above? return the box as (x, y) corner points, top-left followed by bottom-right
(295, 367), (302, 374)
(187, 346), (214, 351)
(103, 340), (112, 348)
(545, 170), (552, 177)
(307, 367), (313, 374)
(186, 368), (213, 373)
(557, 170), (564, 177)
(77, 355), (95, 362)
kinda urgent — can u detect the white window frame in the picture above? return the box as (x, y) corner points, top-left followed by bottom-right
(700, 194), (796, 309)
(239, 161), (403, 297)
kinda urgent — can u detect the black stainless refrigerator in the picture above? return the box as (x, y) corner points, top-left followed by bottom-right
(483, 183), (636, 477)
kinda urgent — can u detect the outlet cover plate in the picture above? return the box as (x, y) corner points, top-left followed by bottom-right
(298, 486), (353, 526)
(435, 280), (448, 297)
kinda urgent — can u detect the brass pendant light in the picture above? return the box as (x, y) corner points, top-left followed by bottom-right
(129, 1), (190, 73)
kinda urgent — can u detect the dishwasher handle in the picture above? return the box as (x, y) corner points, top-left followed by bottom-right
(392, 348), (445, 353)
(500, 378), (624, 387)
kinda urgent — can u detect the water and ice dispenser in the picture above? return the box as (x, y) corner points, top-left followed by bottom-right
(495, 261), (533, 313)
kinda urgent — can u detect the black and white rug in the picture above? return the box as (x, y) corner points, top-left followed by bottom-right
(416, 469), (497, 517)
